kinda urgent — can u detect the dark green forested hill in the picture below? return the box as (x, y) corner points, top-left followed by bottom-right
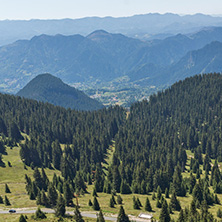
(16, 73), (104, 111)
(113, 73), (222, 190)
(0, 92), (125, 178)
(101, 73), (222, 221)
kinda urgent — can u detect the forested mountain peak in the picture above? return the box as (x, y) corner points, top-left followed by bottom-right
(16, 73), (104, 111)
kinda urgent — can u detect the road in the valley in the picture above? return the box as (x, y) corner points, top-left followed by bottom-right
(0, 208), (149, 221)
(0, 208), (118, 221)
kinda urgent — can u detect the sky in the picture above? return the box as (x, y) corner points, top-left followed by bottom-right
(0, 0), (221, 20)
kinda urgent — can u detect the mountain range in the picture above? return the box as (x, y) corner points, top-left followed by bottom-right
(1, 13), (222, 46)
(16, 74), (104, 111)
(0, 27), (222, 94)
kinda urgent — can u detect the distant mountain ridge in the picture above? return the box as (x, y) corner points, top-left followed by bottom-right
(16, 74), (104, 111)
(1, 13), (222, 46)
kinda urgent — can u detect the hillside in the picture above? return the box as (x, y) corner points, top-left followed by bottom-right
(16, 73), (104, 111)
(0, 73), (222, 221)
(166, 41), (222, 83)
(112, 73), (222, 220)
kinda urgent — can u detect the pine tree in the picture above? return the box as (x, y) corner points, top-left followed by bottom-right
(74, 206), (84, 222)
(19, 214), (27, 222)
(190, 199), (197, 216)
(5, 184), (11, 193)
(117, 195), (123, 204)
(52, 140), (62, 170)
(87, 173), (92, 185)
(36, 190), (41, 205)
(157, 186), (162, 199)
(172, 165), (185, 196)
(0, 195), (3, 204)
(159, 199), (170, 222)
(94, 164), (105, 192)
(152, 191), (156, 200)
(33, 167), (43, 190)
(88, 199), (93, 206)
(29, 191), (36, 200)
(112, 194), (116, 204)
(133, 196), (140, 209)
(145, 197), (152, 212)
(93, 197), (100, 211)
(0, 117), (7, 136)
(35, 207), (47, 219)
(41, 168), (49, 191)
(117, 206), (130, 222)
(55, 194), (66, 217)
(9, 121), (23, 142)
(47, 182), (58, 207)
(113, 166), (121, 193)
(63, 181), (73, 206)
(40, 190), (49, 207)
(93, 187), (98, 197)
(4, 195), (10, 206)
(165, 188), (169, 198)
(170, 191), (181, 211)
(97, 209), (105, 222)
(217, 208), (222, 218)
(214, 194), (220, 204)
(110, 197), (115, 208)
(32, 182), (38, 198)
(137, 197), (142, 207)
(120, 180), (131, 194)
(156, 198), (161, 208)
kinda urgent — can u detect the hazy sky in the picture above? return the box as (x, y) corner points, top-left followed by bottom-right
(0, 0), (221, 20)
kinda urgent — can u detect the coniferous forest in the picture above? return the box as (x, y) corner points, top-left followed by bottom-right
(1, 73), (222, 221)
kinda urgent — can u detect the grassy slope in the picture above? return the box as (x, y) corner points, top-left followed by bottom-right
(0, 142), (222, 221)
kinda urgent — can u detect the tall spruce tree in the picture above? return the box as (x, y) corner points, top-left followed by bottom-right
(19, 214), (27, 222)
(41, 168), (49, 191)
(4, 195), (10, 206)
(97, 209), (105, 222)
(47, 182), (58, 207)
(63, 181), (73, 206)
(117, 206), (130, 222)
(109, 197), (115, 208)
(0, 195), (3, 204)
(117, 195), (123, 205)
(145, 197), (152, 212)
(93, 197), (100, 211)
(33, 167), (43, 190)
(94, 164), (105, 192)
(35, 207), (47, 219)
(112, 166), (121, 193)
(55, 194), (66, 217)
(40, 190), (49, 207)
(74, 206), (84, 222)
(159, 199), (170, 222)
(9, 121), (23, 142)
(170, 191), (181, 211)
(5, 184), (11, 193)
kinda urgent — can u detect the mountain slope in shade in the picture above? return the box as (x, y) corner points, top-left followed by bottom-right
(16, 73), (104, 111)
(166, 41), (222, 83)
